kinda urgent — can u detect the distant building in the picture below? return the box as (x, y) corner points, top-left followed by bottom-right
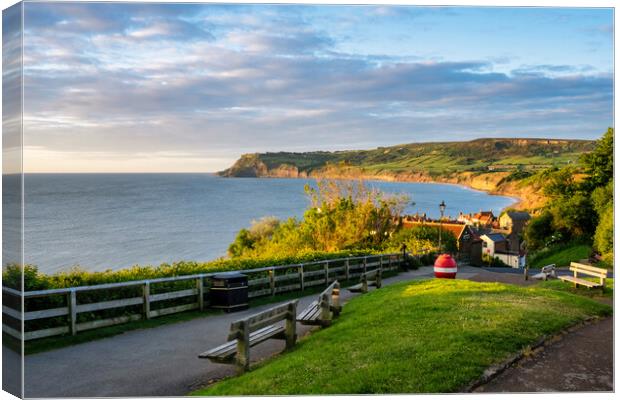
(402, 218), (476, 258)
(499, 211), (531, 234)
(480, 233), (508, 257)
(457, 210), (495, 228)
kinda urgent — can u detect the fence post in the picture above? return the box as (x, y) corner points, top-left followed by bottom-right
(324, 262), (329, 285)
(143, 281), (151, 319)
(363, 257), (367, 274)
(196, 276), (204, 311)
(269, 269), (275, 296)
(68, 290), (77, 336)
(379, 255), (383, 272)
(345, 259), (350, 281)
(299, 265), (305, 291)
(388, 254), (393, 270)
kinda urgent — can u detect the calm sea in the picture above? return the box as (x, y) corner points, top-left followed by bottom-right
(17, 174), (515, 273)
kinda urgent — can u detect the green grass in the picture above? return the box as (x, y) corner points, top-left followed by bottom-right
(223, 138), (594, 179)
(536, 278), (614, 299)
(528, 243), (592, 268)
(191, 279), (610, 395)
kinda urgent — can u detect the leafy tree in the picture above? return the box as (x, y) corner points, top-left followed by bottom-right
(581, 127), (613, 190)
(228, 216), (281, 257)
(228, 180), (409, 259)
(524, 210), (555, 251)
(542, 167), (577, 199)
(548, 193), (596, 240)
(384, 225), (457, 255)
(593, 205), (613, 263)
(591, 181), (613, 215)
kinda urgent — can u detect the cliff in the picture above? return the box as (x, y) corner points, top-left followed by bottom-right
(219, 138), (594, 210)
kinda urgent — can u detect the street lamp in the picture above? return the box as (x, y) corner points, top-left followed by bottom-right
(438, 200), (446, 253)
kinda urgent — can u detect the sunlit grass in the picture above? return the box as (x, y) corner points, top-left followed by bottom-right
(192, 279), (610, 395)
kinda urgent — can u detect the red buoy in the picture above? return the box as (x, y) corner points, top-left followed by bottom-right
(434, 254), (457, 279)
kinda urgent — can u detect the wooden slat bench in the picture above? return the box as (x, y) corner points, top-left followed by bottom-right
(531, 264), (557, 281)
(297, 280), (341, 327)
(199, 300), (298, 374)
(558, 262), (608, 289)
(348, 269), (381, 293)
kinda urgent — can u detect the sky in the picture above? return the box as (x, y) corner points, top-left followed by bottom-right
(18, 2), (614, 172)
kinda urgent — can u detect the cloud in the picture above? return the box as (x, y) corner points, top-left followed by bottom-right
(20, 3), (614, 172)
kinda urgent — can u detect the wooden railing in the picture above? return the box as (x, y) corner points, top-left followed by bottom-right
(2, 253), (408, 341)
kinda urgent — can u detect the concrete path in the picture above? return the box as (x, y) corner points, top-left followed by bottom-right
(474, 317), (613, 392)
(20, 267), (443, 397)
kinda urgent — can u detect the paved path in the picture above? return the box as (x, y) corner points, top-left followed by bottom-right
(474, 317), (613, 392)
(20, 266), (449, 397)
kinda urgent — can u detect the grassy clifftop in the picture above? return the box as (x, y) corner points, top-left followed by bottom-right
(219, 138), (594, 209)
(220, 138), (593, 177)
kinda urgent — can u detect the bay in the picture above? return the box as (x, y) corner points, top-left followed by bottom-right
(20, 173), (516, 273)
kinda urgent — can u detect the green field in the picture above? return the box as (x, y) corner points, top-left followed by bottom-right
(220, 138), (595, 178)
(192, 279), (610, 395)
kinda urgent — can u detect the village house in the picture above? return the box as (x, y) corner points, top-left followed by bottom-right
(457, 210), (495, 227)
(498, 211), (531, 234)
(402, 217), (476, 259)
(480, 233), (508, 257)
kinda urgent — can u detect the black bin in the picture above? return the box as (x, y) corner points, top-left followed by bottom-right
(209, 272), (249, 312)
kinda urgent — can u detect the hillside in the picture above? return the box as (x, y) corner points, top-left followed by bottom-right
(219, 138), (595, 209)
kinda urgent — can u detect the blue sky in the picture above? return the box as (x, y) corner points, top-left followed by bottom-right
(20, 2), (613, 172)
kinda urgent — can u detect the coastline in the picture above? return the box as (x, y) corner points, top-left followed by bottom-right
(221, 169), (535, 211)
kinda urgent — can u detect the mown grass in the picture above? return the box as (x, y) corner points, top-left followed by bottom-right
(192, 279), (610, 395)
(536, 278), (614, 299)
(528, 243), (592, 268)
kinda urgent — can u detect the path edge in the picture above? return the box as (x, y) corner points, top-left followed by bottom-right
(461, 315), (606, 392)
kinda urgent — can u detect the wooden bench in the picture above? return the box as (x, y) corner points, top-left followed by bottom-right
(558, 262), (608, 289)
(348, 269), (381, 293)
(297, 281), (341, 327)
(530, 264), (557, 281)
(199, 300), (298, 374)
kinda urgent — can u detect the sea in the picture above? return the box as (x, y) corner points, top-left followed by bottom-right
(10, 173), (516, 274)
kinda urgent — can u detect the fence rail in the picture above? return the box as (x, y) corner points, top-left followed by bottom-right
(2, 253), (409, 341)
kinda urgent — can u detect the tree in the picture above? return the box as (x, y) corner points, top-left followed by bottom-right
(542, 167), (577, 199)
(548, 193), (596, 240)
(385, 225), (457, 254)
(593, 205), (613, 263)
(524, 210), (555, 250)
(581, 127), (613, 190)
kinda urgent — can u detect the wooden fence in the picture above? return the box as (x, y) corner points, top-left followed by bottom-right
(2, 253), (407, 341)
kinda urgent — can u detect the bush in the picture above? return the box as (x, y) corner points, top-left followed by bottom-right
(593, 205), (613, 264)
(482, 253), (510, 267)
(229, 180), (410, 259)
(384, 225), (457, 255)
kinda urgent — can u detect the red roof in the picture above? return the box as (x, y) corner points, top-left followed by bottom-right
(402, 220), (470, 240)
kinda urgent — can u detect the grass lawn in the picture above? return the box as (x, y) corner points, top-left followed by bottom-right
(192, 279), (611, 395)
(528, 243), (592, 268)
(536, 278), (614, 299)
